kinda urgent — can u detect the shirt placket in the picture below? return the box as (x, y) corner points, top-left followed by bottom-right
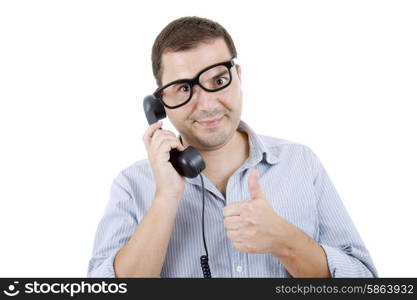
(225, 170), (250, 278)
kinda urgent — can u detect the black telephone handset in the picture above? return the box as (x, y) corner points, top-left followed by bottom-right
(143, 95), (206, 178)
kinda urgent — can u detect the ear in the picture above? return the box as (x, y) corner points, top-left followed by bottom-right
(236, 64), (242, 81)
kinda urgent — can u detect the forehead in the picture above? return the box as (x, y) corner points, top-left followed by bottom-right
(160, 38), (232, 85)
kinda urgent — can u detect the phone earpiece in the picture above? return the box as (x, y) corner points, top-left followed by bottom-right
(143, 95), (166, 124)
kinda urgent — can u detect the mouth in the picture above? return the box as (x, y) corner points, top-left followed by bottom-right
(195, 116), (224, 127)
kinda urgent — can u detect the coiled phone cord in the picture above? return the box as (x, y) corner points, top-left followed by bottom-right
(199, 173), (212, 278)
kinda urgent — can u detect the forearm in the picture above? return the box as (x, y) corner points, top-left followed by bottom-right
(113, 194), (179, 277)
(273, 223), (331, 278)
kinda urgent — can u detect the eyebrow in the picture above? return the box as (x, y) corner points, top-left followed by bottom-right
(167, 70), (229, 87)
(212, 70), (229, 79)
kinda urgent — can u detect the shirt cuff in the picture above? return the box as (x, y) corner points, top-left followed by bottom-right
(320, 244), (375, 278)
(87, 251), (118, 278)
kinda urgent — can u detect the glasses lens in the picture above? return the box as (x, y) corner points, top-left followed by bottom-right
(160, 82), (191, 107)
(199, 65), (231, 91)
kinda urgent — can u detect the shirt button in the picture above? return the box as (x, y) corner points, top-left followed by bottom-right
(236, 265), (243, 273)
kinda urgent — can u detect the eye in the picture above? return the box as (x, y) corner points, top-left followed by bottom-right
(177, 85), (190, 93)
(215, 77), (226, 86)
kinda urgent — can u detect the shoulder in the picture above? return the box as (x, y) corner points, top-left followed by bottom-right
(112, 159), (155, 196)
(258, 134), (317, 160)
(257, 134), (324, 182)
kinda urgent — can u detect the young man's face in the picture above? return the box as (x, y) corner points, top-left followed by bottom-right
(160, 37), (242, 151)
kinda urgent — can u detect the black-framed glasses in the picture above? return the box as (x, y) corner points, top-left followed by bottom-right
(153, 57), (236, 109)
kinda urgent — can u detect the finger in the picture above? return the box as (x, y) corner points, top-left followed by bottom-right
(153, 136), (185, 152)
(151, 130), (184, 149)
(223, 202), (243, 217)
(151, 130), (180, 150)
(224, 216), (244, 230)
(232, 241), (245, 252)
(143, 120), (163, 150)
(248, 169), (264, 200)
(150, 128), (176, 142)
(226, 229), (241, 242)
(153, 128), (177, 138)
(233, 242), (253, 253)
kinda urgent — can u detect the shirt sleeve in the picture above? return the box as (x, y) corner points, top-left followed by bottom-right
(87, 172), (139, 277)
(308, 148), (378, 278)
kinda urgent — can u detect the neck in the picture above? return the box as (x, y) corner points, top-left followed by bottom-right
(181, 129), (249, 184)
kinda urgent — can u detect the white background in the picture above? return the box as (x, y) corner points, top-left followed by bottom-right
(0, 0), (416, 277)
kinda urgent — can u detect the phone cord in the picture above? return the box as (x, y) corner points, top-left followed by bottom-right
(199, 174), (212, 278)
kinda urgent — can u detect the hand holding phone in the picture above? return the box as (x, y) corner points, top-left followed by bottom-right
(143, 95), (211, 278)
(143, 120), (186, 201)
(142, 95), (206, 199)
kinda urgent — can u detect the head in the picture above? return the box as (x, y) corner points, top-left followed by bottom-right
(151, 16), (243, 151)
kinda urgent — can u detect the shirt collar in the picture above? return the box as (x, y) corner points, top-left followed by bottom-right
(238, 119), (280, 167)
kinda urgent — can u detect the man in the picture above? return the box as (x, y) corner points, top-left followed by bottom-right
(87, 16), (377, 278)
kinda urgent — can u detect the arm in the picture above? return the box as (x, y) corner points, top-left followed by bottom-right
(271, 220), (331, 277)
(309, 148), (378, 278)
(87, 174), (180, 278)
(224, 169), (330, 277)
(87, 175), (137, 277)
(88, 122), (186, 277)
(114, 193), (179, 277)
(223, 149), (377, 278)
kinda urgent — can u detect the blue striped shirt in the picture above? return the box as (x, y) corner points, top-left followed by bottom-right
(87, 120), (377, 278)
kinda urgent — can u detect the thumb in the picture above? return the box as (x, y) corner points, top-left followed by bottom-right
(248, 169), (264, 200)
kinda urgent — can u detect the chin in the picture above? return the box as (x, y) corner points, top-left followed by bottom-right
(194, 119), (236, 149)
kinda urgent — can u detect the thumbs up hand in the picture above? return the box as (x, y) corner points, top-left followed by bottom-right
(223, 169), (294, 254)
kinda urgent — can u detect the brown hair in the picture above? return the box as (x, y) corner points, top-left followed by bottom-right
(151, 16), (237, 87)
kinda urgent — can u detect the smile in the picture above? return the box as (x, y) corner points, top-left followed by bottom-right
(195, 116), (224, 127)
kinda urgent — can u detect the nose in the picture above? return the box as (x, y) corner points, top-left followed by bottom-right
(192, 85), (219, 111)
